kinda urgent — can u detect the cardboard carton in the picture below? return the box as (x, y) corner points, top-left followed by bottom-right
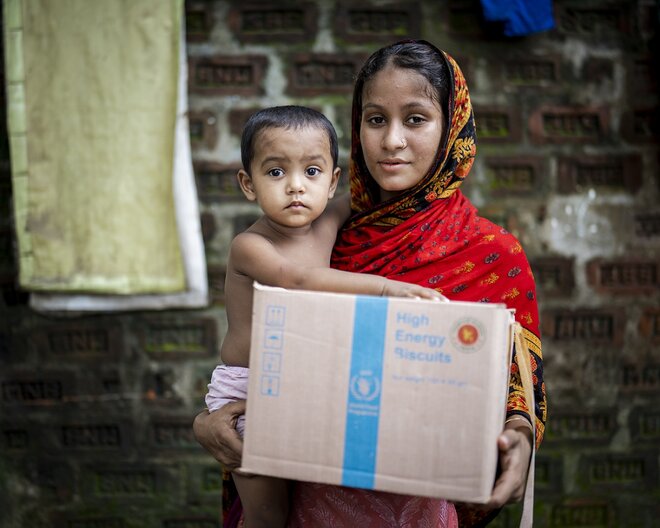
(241, 283), (515, 503)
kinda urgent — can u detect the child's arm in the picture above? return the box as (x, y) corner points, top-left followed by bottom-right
(230, 232), (446, 301)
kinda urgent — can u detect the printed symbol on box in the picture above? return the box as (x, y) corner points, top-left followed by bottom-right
(261, 375), (280, 396)
(350, 370), (380, 402)
(263, 352), (281, 373)
(459, 324), (479, 345)
(264, 329), (283, 349)
(451, 317), (486, 352)
(266, 305), (286, 327)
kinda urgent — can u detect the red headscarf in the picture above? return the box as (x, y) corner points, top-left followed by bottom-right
(332, 42), (546, 447)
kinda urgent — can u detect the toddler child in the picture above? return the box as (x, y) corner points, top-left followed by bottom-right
(205, 106), (444, 528)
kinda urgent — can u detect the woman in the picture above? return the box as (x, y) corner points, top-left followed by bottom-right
(194, 39), (546, 527)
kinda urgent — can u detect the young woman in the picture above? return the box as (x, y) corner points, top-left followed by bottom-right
(194, 40), (547, 528)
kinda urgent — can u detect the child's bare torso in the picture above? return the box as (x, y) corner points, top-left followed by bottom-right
(219, 215), (338, 367)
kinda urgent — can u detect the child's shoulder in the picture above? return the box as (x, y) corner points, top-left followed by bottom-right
(230, 229), (272, 255)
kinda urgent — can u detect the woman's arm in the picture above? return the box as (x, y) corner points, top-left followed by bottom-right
(484, 420), (533, 508)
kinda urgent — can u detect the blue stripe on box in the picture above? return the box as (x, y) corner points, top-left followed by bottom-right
(341, 295), (388, 489)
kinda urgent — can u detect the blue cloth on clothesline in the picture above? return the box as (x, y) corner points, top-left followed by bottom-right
(481, 0), (556, 36)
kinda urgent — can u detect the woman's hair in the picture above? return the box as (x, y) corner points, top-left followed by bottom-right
(241, 105), (339, 172)
(353, 40), (451, 119)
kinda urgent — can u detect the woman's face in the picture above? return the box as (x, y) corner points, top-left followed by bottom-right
(360, 64), (445, 203)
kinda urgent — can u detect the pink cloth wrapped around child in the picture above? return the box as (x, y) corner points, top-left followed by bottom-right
(205, 365), (249, 437)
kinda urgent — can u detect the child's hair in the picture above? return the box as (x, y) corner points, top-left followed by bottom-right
(353, 40), (450, 117)
(241, 106), (339, 172)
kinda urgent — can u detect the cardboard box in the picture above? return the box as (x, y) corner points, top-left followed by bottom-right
(241, 283), (515, 503)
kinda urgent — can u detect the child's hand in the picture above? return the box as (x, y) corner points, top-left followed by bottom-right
(382, 280), (449, 302)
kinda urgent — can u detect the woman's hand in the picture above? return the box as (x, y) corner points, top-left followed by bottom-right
(382, 279), (449, 301)
(484, 422), (533, 509)
(192, 400), (246, 471)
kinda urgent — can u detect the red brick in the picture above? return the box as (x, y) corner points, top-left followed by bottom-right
(228, 107), (260, 138)
(629, 407), (660, 444)
(186, 461), (224, 504)
(188, 55), (268, 96)
(286, 53), (367, 97)
(60, 424), (124, 449)
(529, 106), (610, 144)
(34, 322), (122, 361)
(1, 425), (30, 450)
(621, 107), (660, 143)
(185, 1), (214, 42)
(80, 464), (179, 499)
(582, 57), (614, 84)
(555, 4), (631, 36)
(0, 372), (74, 405)
(546, 409), (616, 445)
(621, 363), (660, 392)
(334, 2), (421, 43)
(473, 105), (522, 143)
(587, 258), (659, 295)
(193, 162), (243, 202)
(483, 155), (543, 195)
(541, 307), (625, 345)
(534, 454), (563, 494)
(138, 318), (216, 359)
(530, 256), (575, 298)
(639, 307), (660, 344)
(580, 453), (657, 488)
(150, 416), (199, 450)
(557, 154), (642, 194)
(629, 56), (658, 95)
(502, 56), (560, 86)
(446, 0), (484, 37)
(228, 3), (317, 43)
(188, 110), (218, 150)
(551, 501), (612, 527)
(634, 212), (660, 237)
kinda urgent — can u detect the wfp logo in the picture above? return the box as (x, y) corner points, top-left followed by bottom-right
(451, 318), (486, 352)
(349, 371), (380, 402)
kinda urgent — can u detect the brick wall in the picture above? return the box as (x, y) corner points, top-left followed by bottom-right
(1, 1), (658, 526)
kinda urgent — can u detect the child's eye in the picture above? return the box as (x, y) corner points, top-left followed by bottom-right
(267, 168), (284, 177)
(306, 167), (321, 177)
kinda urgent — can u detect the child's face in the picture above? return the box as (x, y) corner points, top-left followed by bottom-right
(360, 64), (445, 203)
(238, 126), (340, 229)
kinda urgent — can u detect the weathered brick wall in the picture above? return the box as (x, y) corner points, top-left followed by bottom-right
(1, 1), (658, 527)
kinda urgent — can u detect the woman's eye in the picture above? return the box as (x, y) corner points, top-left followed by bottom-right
(306, 167), (320, 176)
(267, 168), (283, 177)
(407, 115), (426, 125)
(366, 115), (385, 125)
